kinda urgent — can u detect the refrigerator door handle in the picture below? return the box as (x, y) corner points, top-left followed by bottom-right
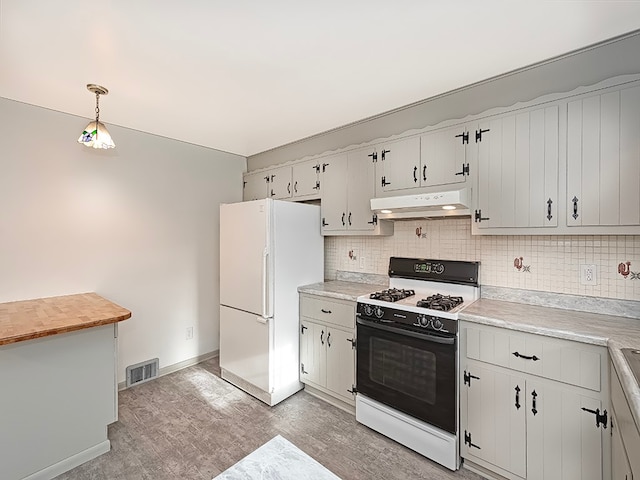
(256, 317), (268, 325)
(262, 247), (270, 318)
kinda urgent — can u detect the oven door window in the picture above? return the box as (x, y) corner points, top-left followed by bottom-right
(357, 321), (456, 433)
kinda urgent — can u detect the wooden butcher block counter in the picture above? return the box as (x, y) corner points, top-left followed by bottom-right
(0, 293), (131, 480)
(0, 292), (131, 346)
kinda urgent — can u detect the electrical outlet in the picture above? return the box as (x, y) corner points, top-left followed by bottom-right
(359, 256), (366, 269)
(186, 326), (194, 340)
(580, 264), (597, 286)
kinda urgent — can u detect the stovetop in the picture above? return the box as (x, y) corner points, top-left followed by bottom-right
(357, 258), (480, 334)
(360, 278), (478, 320)
(417, 294), (464, 311)
(369, 288), (415, 302)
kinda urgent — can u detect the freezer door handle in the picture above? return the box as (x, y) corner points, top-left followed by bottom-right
(262, 247), (270, 318)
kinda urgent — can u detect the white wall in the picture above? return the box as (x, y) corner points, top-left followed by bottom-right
(0, 98), (246, 382)
(325, 218), (640, 302)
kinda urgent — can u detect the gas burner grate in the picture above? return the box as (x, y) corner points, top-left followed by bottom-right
(417, 294), (464, 311)
(369, 288), (415, 302)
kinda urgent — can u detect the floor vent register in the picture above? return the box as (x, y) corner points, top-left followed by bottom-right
(126, 358), (159, 387)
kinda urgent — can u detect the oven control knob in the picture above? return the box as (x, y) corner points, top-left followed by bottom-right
(374, 306), (384, 318)
(432, 318), (443, 330)
(418, 315), (429, 327)
(363, 304), (374, 317)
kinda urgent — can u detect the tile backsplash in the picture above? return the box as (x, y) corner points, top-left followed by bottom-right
(324, 218), (640, 301)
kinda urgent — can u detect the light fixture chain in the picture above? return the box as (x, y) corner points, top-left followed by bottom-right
(95, 91), (100, 123)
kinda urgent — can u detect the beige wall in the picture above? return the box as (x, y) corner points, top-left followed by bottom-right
(0, 97), (246, 383)
(325, 218), (640, 302)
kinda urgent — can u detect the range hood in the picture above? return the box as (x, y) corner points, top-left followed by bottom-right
(371, 189), (470, 219)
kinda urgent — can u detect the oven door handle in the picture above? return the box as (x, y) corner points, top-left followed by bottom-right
(357, 317), (455, 345)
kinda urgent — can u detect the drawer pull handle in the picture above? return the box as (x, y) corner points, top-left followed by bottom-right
(531, 390), (538, 416)
(512, 351), (539, 361)
(321, 309), (332, 314)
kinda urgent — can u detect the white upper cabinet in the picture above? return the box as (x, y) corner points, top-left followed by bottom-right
(266, 165), (293, 200)
(243, 171), (269, 201)
(320, 153), (348, 232)
(321, 150), (392, 235)
(347, 148), (378, 231)
(474, 105), (559, 231)
(374, 137), (421, 195)
(420, 125), (469, 188)
(567, 84), (640, 228)
(292, 159), (321, 200)
(374, 129), (468, 197)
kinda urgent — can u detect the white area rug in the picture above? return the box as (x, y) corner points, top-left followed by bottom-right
(213, 435), (341, 480)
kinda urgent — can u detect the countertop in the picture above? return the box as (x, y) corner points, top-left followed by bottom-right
(0, 293), (132, 346)
(298, 280), (386, 302)
(460, 298), (640, 434)
(297, 281), (640, 434)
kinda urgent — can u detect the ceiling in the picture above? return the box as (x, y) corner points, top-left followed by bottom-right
(2, 1), (640, 158)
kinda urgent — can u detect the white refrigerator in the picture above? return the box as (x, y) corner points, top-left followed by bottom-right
(219, 198), (324, 406)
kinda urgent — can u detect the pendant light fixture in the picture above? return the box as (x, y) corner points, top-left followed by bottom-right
(78, 84), (116, 149)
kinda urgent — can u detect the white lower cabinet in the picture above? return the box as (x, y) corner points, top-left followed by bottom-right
(299, 294), (356, 407)
(611, 362), (640, 479)
(461, 321), (610, 480)
(611, 408), (634, 480)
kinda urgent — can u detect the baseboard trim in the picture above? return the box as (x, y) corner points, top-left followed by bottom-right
(303, 384), (355, 415)
(118, 350), (219, 391)
(461, 458), (511, 480)
(22, 440), (110, 480)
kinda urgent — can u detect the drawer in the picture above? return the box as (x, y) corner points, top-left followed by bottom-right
(300, 295), (355, 329)
(463, 322), (604, 392)
(611, 362), (640, 477)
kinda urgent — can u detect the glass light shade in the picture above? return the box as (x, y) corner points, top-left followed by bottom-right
(78, 121), (116, 149)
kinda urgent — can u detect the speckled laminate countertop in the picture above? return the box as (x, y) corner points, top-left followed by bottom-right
(0, 293), (132, 346)
(298, 281), (385, 302)
(460, 298), (640, 433)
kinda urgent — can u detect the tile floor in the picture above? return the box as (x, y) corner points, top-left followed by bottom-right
(55, 356), (483, 480)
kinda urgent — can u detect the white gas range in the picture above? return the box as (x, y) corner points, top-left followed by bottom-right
(354, 257), (480, 471)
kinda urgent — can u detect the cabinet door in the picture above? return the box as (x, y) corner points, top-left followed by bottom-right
(292, 159), (320, 199)
(347, 148), (377, 230)
(526, 381), (604, 480)
(299, 320), (326, 387)
(243, 171), (268, 201)
(475, 105), (558, 229)
(267, 165), (292, 199)
(421, 125), (468, 188)
(375, 137), (421, 195)
(320, 154), (348, 233)
(325, 328), (355, 401)
(611, 410), (634, 480)
(567, 85), (640, 227)
(462, 361), (526, 478)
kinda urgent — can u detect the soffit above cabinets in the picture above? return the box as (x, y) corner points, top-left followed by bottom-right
(2, 1), (640, 157)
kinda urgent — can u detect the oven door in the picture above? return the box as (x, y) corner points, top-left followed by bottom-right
(356, 317), (456, 433)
